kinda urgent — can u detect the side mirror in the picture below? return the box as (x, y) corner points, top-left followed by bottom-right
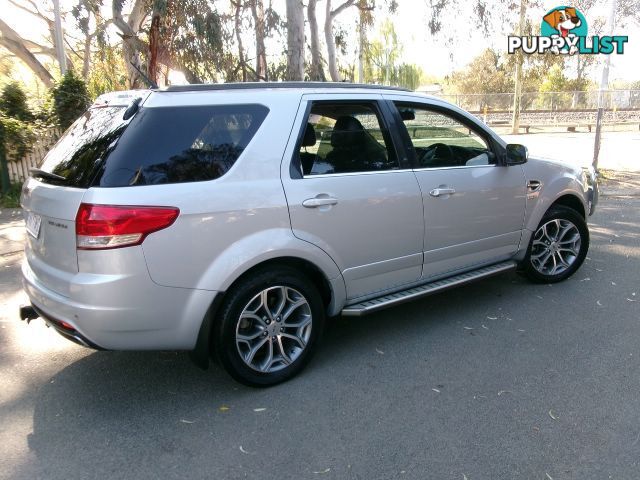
(504, 143), (528, 165)
(399, 109), (415, 121)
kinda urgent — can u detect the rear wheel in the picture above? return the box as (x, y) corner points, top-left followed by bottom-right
(214, 267), (325, 387)
(521, 205), (589, 283)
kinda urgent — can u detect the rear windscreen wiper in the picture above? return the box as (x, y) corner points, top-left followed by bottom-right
(29, 168), (67, 182)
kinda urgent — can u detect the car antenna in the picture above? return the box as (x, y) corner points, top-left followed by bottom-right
(129, 62), (159, 90)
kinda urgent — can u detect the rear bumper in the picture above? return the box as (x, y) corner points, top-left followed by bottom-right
(21, 255), (215, 351)
(31, 303), (105, 349)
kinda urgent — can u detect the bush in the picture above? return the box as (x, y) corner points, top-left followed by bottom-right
(0, 116), (35, 162)
(0, 82), (33, 122)
(0, 181), (22, 208)
(51, 70), (91, 130)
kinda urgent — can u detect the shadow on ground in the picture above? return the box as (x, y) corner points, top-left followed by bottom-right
(10, 198), (640, 479)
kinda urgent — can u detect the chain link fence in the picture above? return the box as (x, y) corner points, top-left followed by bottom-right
(434, 90), (640, 113)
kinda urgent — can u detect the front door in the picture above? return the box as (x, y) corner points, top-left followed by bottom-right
(281, 96), (424, 300)
(388, 99), (527, 279)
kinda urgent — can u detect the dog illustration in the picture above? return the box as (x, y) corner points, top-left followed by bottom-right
(543, 7), (582, 54)
(543, 7), (582, 36)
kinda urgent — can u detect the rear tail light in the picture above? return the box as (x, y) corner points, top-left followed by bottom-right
(75, 203), (179, 250)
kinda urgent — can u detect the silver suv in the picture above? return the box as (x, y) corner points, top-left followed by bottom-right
(20, 83), (598, 386)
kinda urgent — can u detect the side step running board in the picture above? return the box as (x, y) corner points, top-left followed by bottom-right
(341, 261), (517, 317)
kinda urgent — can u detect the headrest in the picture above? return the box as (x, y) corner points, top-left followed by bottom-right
(331, 116), (365, 148)
(302, 123), (316, 147)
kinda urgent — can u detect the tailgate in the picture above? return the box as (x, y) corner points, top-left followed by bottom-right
(21, 178), (85, 297)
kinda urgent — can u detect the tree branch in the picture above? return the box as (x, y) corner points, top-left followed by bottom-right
(0, 18), (53, 86)
(8, 0), (54, 26)
(330, 0), (356, 18)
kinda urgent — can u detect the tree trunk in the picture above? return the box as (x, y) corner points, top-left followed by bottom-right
(308, 0), (325, 81)
(511, 0), (526, 134)
(286, 0), (305, 81)
(324, 0), (339, 81)
(82, 23), (92, 79)
(233, 1), (247, 82)
(148, 14), (161, 84)
(52, 0), (67, 74)
(250, 0), (268, 81)
(112, 0), (149, 88)
(358, 8), (365, 82)
(0, 19), (54, 87)
(324, 0), (356, 82)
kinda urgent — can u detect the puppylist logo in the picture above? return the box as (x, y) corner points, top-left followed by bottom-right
(508, 6), (628, 55)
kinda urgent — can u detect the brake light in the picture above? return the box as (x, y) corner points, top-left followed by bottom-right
(76, 203), (179, 250)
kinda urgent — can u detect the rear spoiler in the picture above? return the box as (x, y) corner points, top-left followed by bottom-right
(92, 90), (151, 108)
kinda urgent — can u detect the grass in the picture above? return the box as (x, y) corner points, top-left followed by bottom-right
(0, 182), (22, 208)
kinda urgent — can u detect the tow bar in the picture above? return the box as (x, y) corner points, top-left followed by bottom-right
(19, 304), (39, 323)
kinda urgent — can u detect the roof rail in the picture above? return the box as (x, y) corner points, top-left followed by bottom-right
(162, 82), (412, 93)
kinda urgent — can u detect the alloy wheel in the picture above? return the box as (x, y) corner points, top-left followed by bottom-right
(235, 286), (312, 373)
(530, 218), (582, 276)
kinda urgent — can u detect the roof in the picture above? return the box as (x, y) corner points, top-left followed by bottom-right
(93, 89), (150, 107)
(162, 82), (412, 93)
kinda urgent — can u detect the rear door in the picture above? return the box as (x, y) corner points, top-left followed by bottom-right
(21, 104), (130, 296)
(385, 97), (527, 279)
(281, 94), (424, 301)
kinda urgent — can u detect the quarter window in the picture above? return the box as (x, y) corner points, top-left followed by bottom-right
(394, 102), (493, 169)
(297, 102), (398, 175)
(99, 104), (268, 187)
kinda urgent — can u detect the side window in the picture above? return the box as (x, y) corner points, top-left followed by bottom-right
(297, 102), (398, 176)
(394, 102), (493, 169)
(98, 104), (269, 187)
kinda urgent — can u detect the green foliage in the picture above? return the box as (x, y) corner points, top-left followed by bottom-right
(51, 70), (91, 130)
(395, 64), (424, 91)
(366, 19), (401, 84)
(156, 0), (225, 83)
(0, 181), (22, 208)
(363, 19), (424, 89)
(0, 116), (36, 163)
(88, 45), (128, 98)
(538, 64), (576, 109)
(450, 49), (513, 108)
(0, 82), (34, 122)
(539, 64), (569, 93)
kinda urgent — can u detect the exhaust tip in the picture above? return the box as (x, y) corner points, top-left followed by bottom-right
(19, 305), (39, 321)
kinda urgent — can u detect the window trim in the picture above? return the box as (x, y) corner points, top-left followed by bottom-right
(387, 100), (503, 170)
(289, 99), (404, 179)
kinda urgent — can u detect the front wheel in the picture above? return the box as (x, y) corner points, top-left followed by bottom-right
(214, 267), (325, 387)
(521, 205), (589, 283)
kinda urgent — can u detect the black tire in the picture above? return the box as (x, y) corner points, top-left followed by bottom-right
(213, 266), (325, 387)
(520, 205), (589, 283)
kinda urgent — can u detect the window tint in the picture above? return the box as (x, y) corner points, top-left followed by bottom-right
(38, 106), (128, 187)
(297, 102), (398, 175)
(394, 102), (492, 169)
(98, 104), (268, 187)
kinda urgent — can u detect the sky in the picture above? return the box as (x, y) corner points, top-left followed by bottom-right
(2, 0), (639, 85)
(371, 0), (639, 83)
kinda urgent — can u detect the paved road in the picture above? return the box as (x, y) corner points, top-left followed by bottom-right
(503, 131), (640, 173)
(1, 198), (639, 480)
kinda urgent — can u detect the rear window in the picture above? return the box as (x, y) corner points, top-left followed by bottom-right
(39, 106), (128, 188)
(38, 103), (269, 188)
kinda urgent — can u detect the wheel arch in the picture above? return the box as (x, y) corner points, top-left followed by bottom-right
(550, 193), (586, 219)
(190, 254), (345, 370)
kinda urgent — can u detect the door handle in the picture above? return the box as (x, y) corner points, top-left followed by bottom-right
(429, 187), (456, 197)
(527, 180), (542, 192)
(302, 196), (338, 208)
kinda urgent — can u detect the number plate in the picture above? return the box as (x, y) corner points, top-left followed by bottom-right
(26, 212), (42, 239)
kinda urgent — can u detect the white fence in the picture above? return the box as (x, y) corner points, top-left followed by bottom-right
(8, 128), (60, 184)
